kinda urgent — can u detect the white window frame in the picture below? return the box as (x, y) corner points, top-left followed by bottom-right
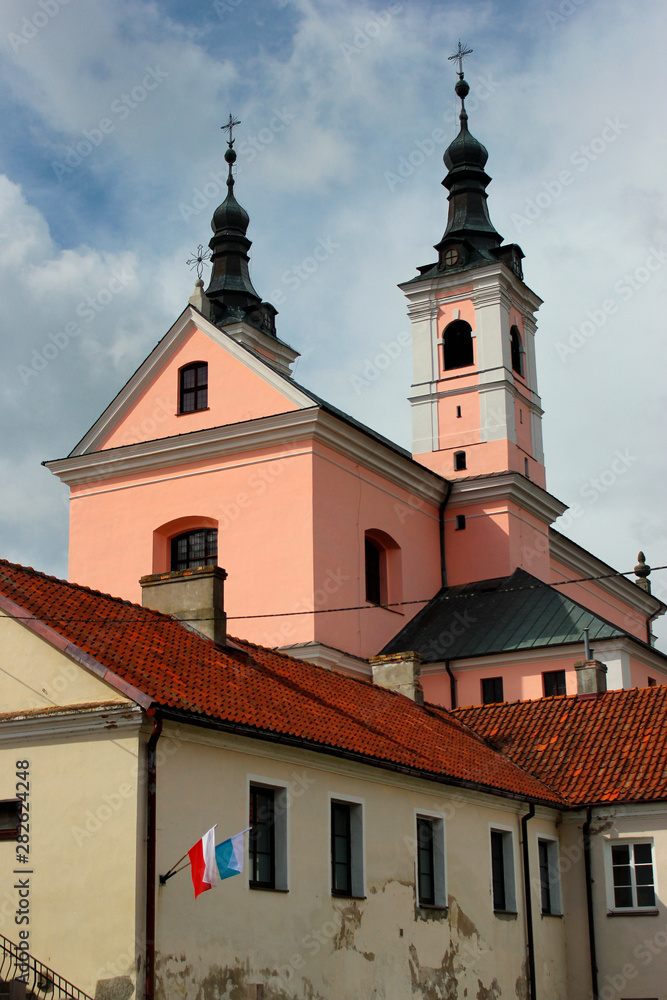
(328, 793), (365, 899)
(604, 838), (658, 914)
(247, 774), (290, 891)
(414, 810), (447, 909)
(489, 824), (517, 913)
(537, 835), (563, 915)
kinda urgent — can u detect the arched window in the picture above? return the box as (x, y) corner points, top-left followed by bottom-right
(443, 320), (474, 371)
(510, 326), (524, 376)
(179, 362), (208, 413)
(171, 528), (217, 572)
(364, 530), (402, 607)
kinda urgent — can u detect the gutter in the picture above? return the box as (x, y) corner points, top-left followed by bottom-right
(521, 804), (537, 1000)
(583, 807), (599, 1000)
(145, 712), (162, 1000)
(439, 481), (453, 588)
(445, 659), (457, 709)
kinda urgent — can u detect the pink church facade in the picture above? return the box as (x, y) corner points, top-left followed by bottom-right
(47, 78), (667, 705)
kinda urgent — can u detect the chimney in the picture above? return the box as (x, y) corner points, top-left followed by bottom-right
(575, 659), (607, 696)
(140, 566), (228, 646)
(369, 651), (424, 704)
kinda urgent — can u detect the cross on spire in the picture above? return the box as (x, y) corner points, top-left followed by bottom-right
(222, 113), (241, 147)
(448, 40), (473, 77)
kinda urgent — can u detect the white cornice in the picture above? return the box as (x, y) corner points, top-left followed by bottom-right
(276, 642), (372, 678)
(47, 407), (449, 507)
(447, 472), (567, 525)
(399, 262), (543, 317)
(222, 320), (299, 377)
(68, 307), (311, 457)
(0, 704), (143, 747)
(549, 529), (665, 619)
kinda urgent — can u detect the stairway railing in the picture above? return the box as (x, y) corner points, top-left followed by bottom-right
(0, 934), (95, 1000)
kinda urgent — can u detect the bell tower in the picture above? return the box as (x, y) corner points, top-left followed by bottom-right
(401, 47), (563, 585)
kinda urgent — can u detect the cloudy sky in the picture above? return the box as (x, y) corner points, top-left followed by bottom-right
(1, 0), (666, 640)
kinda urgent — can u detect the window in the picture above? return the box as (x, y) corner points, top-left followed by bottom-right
(249, 783), (288, 891)
(456, 405), (462, 418)
(443, 320), (474, 370)
(365, 537), (382, 604)
(455, 515), (466, 531)
(543, 670), (566, 698)
(0, 800), (21, 842)
(416, 816), (446, 908)
(330, 800), (364, 898)
(454, 451), (467, 471)
(648, 677), (657, 687)
(610, 842), (656, 910)
(482, 677), (504, 704)
(524, 458), (530, 478)
(538, 838), (562, 915)
(179, 362), (208, 413)
(490, 829), (516, 912)
(510, 326), (524, 376)
(171, 528), (217, 572)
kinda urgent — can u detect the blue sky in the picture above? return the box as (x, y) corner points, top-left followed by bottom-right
(1, 0), (667, 639)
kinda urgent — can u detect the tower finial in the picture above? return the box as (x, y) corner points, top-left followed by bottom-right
(448, 41), (472, 128)
(221, 112), (241, 189)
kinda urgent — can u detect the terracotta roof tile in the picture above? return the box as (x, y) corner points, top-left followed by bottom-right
(453, 688), (667, 805)
(0, 560), (560, 805)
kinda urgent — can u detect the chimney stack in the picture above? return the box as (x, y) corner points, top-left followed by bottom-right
(575, 659), (607, 696)
(140, 566), (228, 646)
(369, 651), (424, 704)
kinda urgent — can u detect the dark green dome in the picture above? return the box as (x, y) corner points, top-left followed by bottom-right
(443, 118), (489, 172)
(212, 189), (250, 236)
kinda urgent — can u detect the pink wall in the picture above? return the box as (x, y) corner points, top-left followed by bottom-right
(630, 657), (667, 688)
(310, 444), (442, 659)
(423, 656), (582, 710)
(100, 326), (298, 450)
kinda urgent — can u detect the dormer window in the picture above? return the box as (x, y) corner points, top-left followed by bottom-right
(443, 320), (474, 370)
(510, 326), (524, 376)
(179, 362), (208, 414)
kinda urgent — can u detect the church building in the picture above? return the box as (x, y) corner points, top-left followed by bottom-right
(44, 61), (667, 706)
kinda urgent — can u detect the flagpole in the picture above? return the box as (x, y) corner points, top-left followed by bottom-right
(159, 824), (219, 886)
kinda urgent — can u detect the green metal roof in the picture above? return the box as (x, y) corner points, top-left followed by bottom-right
(381, 568), (627, 663)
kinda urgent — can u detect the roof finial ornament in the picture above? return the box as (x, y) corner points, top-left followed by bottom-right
(221, 112), (241, 190)
(634, 551), (652, 593)
(448, 41), (472, 129)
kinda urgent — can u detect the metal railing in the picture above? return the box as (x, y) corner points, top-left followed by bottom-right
(0, 935), (94, 1000)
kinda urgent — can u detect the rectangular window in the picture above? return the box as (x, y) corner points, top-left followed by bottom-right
(543, 670), (566, 698)
(330, 800), (363, 898)
(490, 829), (516, 913)
(365, 538), (382, 605)
(538, 838), (562, 915)
(0, 800), (21, 842)
(249, 783), (288, 891)
(249, 786), (275, 889)
(455, 515), (466, 531)
(648, 677), (656, 687)
(416, 816), (446, 908)
(482, 677), (504, 705)
(611, 842), (656, 910)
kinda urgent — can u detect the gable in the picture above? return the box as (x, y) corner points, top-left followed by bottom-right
(70, 308), (313, 456)
(0, 611), (132, 713)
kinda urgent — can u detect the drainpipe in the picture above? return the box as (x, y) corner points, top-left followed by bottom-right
(439, 482), (453, 589)
(146, 713), (162, 1000)
(521, 804), (537, 1000)
(445, 659), (457, 709)
(583, 808), (599, 1000)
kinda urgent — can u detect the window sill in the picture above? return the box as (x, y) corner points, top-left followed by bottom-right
(417, 903), (448, 912)
(249, 885), (289, 893)
(493, 910), (518, 919)
(607, 908), (659, 917)
(364, 601), (404, 616)
(176, 407), (211, 416)
(541, 911), (563, 918)
(331, 893), (366, 900)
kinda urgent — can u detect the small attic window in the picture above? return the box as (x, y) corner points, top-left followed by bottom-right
(454, 451), (467, 471)
(179, 362), (208, 414)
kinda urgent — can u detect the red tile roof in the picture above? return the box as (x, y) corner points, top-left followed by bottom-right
(0, 560), (560, 805)
(454, 688), (667, 805)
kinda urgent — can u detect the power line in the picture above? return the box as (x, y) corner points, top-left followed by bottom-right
(1, 565), (665, 624)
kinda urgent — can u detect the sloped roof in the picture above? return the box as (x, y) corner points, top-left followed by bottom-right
(0, 559), (559, 806)
(381, 568), (627, 663)
(453, 687), (667, 805)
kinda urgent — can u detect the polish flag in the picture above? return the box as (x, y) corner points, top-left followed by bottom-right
(188, 826), (219, 898)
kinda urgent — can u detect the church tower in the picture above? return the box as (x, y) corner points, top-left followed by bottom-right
(401, 49), (564, 585)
